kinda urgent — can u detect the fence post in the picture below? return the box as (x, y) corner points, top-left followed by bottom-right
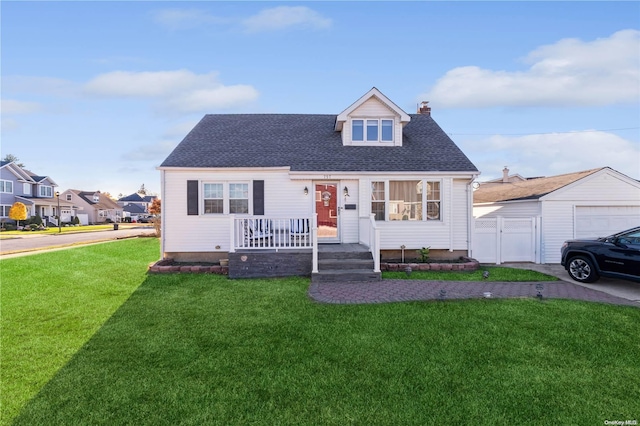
(312, 213), (318, 273)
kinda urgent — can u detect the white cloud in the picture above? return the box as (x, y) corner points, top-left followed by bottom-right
(83, 70), (259, 113)
(465, 130), (640, 180)
(151, 8), (227, 31)
(424, 30), (640, 108)
(1, 99), (42, 114)
(165, 85), (259, 113)
(242, 6), (331, 33)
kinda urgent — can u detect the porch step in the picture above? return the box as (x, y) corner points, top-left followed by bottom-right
(318, 258), (374, 270)
(312, 243), (381, 283)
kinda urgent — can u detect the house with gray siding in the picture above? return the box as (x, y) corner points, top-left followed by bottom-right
(158, 88), (479, 279)
(0, 160), (74, 225)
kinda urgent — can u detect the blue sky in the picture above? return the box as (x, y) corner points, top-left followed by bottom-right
(2, 1), (639, 197)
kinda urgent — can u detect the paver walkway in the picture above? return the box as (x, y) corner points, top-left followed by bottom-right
(308, 279), (639, 308)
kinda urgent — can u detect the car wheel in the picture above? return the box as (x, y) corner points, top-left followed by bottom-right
(567, 256), (599, 283)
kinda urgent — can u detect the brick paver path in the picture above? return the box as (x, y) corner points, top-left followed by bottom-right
(308, 280), (639, 308)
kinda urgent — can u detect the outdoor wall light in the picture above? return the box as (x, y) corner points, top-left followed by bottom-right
(304, 186), (309, 195)
(343, 186), (349, 197)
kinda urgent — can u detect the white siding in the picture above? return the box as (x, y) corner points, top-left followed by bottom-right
(340, 180), (359, 243)
(342, 97), (403, 146)
(540, 201), (576, 263)
(541, 170), (640, 263)
(543, 170), (640, 202)
(163, 170), (475, 255)
(473, 201), (541, 218)
(452, 179), (470, 250)
(163, 169), (313, 253)
(359, 176), (471, 251)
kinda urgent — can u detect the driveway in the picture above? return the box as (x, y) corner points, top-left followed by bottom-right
(0, 226), (156, 258)
(505, 262), (640, 304)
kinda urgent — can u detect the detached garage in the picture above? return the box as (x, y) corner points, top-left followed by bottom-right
(473, 167), (640, 264)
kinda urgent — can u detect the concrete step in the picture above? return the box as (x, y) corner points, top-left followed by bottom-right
(311, 269), (382, 283)
(318, 258), (374, 270)
(318, 250), (373, 261)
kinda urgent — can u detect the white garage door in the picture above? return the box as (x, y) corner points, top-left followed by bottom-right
(575, 206), (640, 238)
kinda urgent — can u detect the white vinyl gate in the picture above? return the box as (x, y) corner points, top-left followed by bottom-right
(473, 217), (540, 264)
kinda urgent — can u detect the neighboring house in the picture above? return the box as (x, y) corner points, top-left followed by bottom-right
(473, 167), (640, 264)
(117, 192), (158, 214)
(158, 88), (479, 279)
(0, 160), (74, 225)
(121, 202), (147, 219)
(61, 190), (123, 224)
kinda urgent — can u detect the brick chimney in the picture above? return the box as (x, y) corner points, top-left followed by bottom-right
(418, 101), (431, 115)
(502, 167), (510, 183)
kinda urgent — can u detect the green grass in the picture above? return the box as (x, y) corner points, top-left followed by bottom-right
(383, 266), (558, 281)
(0, 238), (160, 425)
(4, 258), (639, 425)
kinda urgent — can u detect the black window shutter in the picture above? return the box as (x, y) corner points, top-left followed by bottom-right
(187, 180), (198, 215)
(253, 180), (264, 215)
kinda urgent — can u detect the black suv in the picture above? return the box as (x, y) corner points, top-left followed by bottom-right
(561, 226), (640, 283)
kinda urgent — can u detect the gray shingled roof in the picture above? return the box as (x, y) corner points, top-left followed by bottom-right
(160, 114), (478, 172)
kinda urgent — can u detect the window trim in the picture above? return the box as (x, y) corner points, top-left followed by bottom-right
(0, 180), (14, 194)
(39, 185), (53, 198)
(350, 118), (394, 144)
(201, 181), (251, 215)
(371, 179), (443, 222)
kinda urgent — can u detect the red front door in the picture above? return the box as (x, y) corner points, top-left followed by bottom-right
(315, 183), (338, 241)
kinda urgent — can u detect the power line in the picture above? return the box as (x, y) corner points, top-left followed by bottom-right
(447, 127), (640, 136)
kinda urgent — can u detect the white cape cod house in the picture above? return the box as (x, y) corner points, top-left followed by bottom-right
(158, 88), (479, 280)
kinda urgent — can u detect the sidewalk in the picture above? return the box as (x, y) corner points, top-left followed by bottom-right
(308, 279), (639, 308)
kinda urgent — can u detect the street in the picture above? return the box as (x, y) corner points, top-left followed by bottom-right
(0, 226), (156, 258)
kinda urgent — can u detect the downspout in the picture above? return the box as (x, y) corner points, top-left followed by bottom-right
(467, 175), (479, 259)
(160, 169), (166, 259)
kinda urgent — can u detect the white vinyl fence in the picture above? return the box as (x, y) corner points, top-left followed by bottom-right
(473, 216), (541, 264)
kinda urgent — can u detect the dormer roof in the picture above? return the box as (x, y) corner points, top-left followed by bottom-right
(334, 87), (410, 131)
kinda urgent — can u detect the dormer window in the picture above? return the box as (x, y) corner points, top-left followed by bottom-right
(336, 88), (410, 147)
(351, 119), (394, 143)
(93, 193), (100, 202)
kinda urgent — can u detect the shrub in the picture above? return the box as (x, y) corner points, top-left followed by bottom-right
(417, 246), (430, 263)
(32, 214), (43, 226)
(72, 216), (80, 225)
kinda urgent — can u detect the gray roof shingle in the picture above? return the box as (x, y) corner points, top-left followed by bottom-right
(160, 114), (478, 173)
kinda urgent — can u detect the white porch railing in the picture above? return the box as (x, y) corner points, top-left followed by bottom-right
(359, 214), (381, 273)
(230, 215), (317, 252)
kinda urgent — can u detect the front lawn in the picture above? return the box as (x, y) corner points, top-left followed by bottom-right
(3, 248), (638, 425)
(0, 238), (160, 425)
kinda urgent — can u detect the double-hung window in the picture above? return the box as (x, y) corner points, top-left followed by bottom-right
(229, 183), (249, 214)
(203, 183), (224, 214)
(426, 181), (441, 220)
(0, 180), (13, 194)
(203, 182), (249, 214)
(371, 182), (385, 221)
(39, 185), (53, 197)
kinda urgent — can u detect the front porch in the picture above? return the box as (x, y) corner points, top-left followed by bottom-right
(228, 215), (381, 280)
